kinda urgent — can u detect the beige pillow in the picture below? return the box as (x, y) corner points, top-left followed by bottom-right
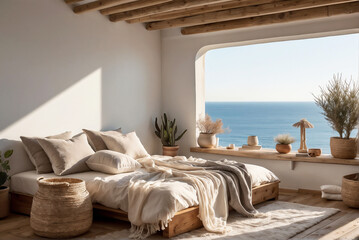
(100, 131), (149, 159)
(37, 134), (94, 176)
(83, 128), (122, 151)
(20, 131), (72, 173)
(86, 150), (142, 174)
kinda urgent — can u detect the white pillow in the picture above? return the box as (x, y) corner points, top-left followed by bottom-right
(321, 192), (342, 201)
(320, 185), (342, 194)
(100, 131), (149, 159)
(245, 164), (279, 187)
(38, 134), (94, 176)
(86, 150), (142, 174)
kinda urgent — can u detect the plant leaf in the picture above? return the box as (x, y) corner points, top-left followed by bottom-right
(4, 150), (13, 159)
(175, 129), (187, 141)
(155, 118), (161, 132)
(0, 172), (7, 186)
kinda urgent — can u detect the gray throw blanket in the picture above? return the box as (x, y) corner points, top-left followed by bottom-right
(196, 158), (258, 217)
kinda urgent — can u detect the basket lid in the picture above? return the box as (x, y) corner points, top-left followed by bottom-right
(37, 177), (84, 187)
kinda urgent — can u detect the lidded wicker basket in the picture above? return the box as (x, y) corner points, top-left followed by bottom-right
(30, 178), (93, 238)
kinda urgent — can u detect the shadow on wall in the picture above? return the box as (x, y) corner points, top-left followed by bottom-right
(0, 0), (161, 153)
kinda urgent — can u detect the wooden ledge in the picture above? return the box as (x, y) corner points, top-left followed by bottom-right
(190, 147), (359, 166)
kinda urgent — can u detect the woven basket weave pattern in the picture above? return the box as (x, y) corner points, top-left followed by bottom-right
(342, 173), (359, 208)
(30, 178), (93, 238)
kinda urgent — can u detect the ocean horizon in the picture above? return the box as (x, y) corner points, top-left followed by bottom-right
(205, 101), (358, 154)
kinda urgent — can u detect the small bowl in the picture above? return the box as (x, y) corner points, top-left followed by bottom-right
(308, 148), (321, 157)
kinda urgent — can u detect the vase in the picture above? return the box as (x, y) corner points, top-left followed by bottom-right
(197, 133), (216, 148)
(30, 178), (93, 238)
(330, 137), (357, 159)
(0, 186), (9, 218)
(247, 136), (259, 146)
(162, 145), (180, 157)
(276, 144), (292, 154)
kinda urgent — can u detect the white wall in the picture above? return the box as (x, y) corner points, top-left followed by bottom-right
(161, 14), (359, 190)
(0, 0), (162, 157)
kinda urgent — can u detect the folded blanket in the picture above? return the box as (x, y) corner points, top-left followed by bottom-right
(321, 192), (342, 201)
(320, 185), (341, 194)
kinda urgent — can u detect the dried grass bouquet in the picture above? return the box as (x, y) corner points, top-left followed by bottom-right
(274, 134), (295, 145)
(197, 114), (229, 134)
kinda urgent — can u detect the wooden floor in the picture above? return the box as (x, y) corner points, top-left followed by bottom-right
(1, 191), (359, 240)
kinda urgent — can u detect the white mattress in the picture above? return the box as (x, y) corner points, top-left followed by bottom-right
(11, 164), (278, 196)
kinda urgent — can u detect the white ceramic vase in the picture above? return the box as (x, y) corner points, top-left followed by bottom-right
(198, 133), (217, 148)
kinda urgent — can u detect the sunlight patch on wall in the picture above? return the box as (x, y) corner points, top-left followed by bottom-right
(0, 69), (102, 139)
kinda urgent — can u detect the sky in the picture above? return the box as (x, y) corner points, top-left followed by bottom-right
(205, 33), (359, 102)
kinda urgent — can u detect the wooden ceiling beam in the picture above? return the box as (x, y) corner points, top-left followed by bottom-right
(126, 0), (276, 24)
(147, 0), (358, 30)
(100, 0), (172, 15)
(65, 0), (85, 4)
(73, 0), (137, 14)
(109, 0), (233, 22)
(181, 1), (359, 35)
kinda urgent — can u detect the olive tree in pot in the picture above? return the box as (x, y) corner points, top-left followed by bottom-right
(0, 149), (13, 218)
(314, 74), (359, 159)
(197, 114), (228, 148)
(155, 113), (187, 156)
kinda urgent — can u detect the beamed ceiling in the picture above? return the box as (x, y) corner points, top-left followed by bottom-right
(66, 0), (359, 35)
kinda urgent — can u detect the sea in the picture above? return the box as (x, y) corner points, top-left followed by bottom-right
(205, 102), (358, 154)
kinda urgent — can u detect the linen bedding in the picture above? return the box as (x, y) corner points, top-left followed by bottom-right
(87, 155), (271, 239)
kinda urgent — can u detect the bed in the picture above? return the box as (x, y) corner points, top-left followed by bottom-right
(10, 161), (280, 238)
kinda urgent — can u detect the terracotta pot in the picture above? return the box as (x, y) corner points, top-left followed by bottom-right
(276, 144), (292, 154)
(31, 178), (92, 238)
(342, 173), (359, 208)
(197, 133), (216, 148)
(330, 137), (357, 159)
(162, 145), (179, 157)
(0, 186), (9, 218)
(247, 136), (259, 146)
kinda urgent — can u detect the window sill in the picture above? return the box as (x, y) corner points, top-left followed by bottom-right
(190, 147), (359, 166)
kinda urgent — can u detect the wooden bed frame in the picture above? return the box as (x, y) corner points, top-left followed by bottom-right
(10, 181), (279, 238)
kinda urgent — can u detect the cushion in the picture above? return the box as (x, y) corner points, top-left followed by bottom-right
(100, 131), (149, 159)
(83, 128), (122, 151)
(320, 185), (342, 194)
(37, 134), (94, 176)
(86, 150), (142, 174)
(20, 131), (72, 173)
(321, 192), (342, 201)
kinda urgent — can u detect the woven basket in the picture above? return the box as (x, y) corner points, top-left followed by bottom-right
(330, 137), (357, 159)
(342, 173), (359, 208)
(30, 178), (93, 238)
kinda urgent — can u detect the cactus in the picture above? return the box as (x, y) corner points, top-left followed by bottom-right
(0, 149), (13, 186)
(155, 113), (187, 146)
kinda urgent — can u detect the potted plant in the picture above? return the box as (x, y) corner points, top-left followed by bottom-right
(0, 149), (13, 218)
(314, 74), (359, 159)
(197, 114), (228, 148)
(274, 134), (295, 154)
(155, 113), (187, 156)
